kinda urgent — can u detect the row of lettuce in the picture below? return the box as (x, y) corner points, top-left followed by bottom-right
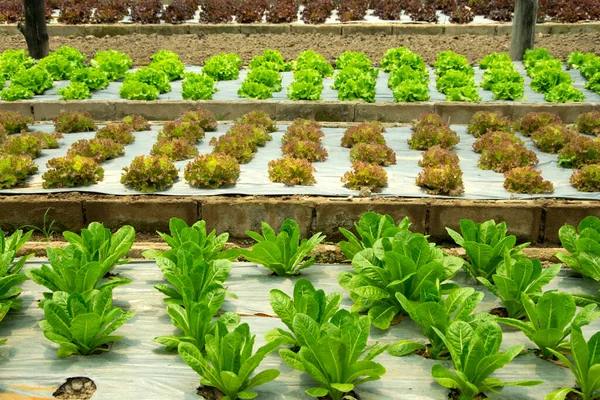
(1, 212), (600, 399)
(0, 46), (595, 103)
(1, 0), (595, 25)
(2, 108), (600, 194)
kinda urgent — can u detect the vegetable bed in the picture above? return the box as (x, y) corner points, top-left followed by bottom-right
(0, 259), (597, 400)
(10, 63), (600, 104)
(3, 121), (600, 200)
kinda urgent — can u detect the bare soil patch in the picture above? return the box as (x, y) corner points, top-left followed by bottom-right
(53, 377), (96, 400)
(0, 33), (598, 66)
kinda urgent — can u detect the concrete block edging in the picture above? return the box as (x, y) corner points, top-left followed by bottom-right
(0, 195), (598, 245)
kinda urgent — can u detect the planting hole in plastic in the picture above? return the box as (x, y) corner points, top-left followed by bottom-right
(53, 377), (96, 400)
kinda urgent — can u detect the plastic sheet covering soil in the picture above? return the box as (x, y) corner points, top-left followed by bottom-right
(2, 123), (600, 200)
(0, 259), (598, 399)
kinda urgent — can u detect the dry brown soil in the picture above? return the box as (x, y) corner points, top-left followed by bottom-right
(0, 32), (598, 66)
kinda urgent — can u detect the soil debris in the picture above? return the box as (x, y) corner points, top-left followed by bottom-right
(53, 377), (96, 400)
(197, 386), (225, 400)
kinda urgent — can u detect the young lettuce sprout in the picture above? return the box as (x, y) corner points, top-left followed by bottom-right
(477, 251), (561, 319)
(446, 219), (529, 280)
(40, 288), (136, 358)
(390, 286), (491, 359)
(431, 320), (542, 399)
(266, 278), (341, 349)
(497, 291), (600, 359)
(337, 212), (411, 260)
(62, 222), (136, 274)
(545, 326), (600, 400)
(143, 217), (238, 262)
(280, 309), (388, 400)
(0, 228), (33, 310)
(557, 216), (600, 282)
(178, 323), (282, 400)
(27, 245), (132, 305)
(339, 234), (463, 330)
(241, 219), (325, 276)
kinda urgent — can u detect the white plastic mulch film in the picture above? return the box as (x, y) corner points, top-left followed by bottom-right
(1, 123), (600, 200)
(0, 260), (599, 399)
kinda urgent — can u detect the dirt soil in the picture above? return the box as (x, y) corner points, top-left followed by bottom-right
(0, 32), (598, 66)
(53, 377), (96, 400)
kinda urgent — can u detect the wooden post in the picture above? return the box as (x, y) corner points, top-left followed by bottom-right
(510, 0), (538, 61)
(18, 0), (49, 59)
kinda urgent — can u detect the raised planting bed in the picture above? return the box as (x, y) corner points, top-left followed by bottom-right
(2, 120), (600, 200)
(0, 259), (598, 399)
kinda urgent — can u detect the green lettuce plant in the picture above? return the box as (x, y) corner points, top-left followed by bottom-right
(71, 67), (110, 90)
(287, 80), (323, 100)
(446, 219), (529, 280)
(545, 326), (600, 400)
(249, 49), (291, 72)
(339, 235), (463, 330)
(389, 286), (490, 359)
(280, 310), (388, 400)
(497, 291), (600, 359)
(178, 323), (282, 400)
(62, 222), (135, 274)
(181, 72), (218, 100)
(337, 212), (411, 260)
(57, 82), (92, 100)
(202, 53), (242, 81)
(477, 253), (561, 319)
(90, 50), (133, 81)
(295, 50), (334, 77)
(145, 217), (238, 262)
(37, 53), (77, 81)
(124, 67), (171, 94)
(119, 80), (160, 101)
(431, 321), (542, 399)
(266, 278), (341, 348)
(11, 66), (54, 94)
(0, 85), (34, 101)
(0, 228), (33, 309)
(545, 83), (585, 103)
(245, 67), (282, 92)
(149, 58), (185, 81)
(392, 80), (430, 102)
(381, 47), (426, 73)
(240, 219), (325, 276)
(152, 243), (232, 307)
(557, 216), (600, 281)
(27, 245), (132, 302)
(238, 81), (274, 100)
(40, 288), (135, 358)
(152, 245), (238, 351)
